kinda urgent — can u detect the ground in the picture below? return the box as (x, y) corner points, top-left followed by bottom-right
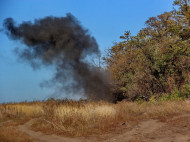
(1, 113), (190, 142)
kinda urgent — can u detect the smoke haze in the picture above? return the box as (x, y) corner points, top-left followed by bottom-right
(3, 13), (112, 101)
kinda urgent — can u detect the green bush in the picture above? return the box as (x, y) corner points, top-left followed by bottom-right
(181, 84), (190, 98)
(158, 90), (183, 101)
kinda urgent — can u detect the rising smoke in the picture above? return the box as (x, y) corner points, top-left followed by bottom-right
(3, 13), (113, 101)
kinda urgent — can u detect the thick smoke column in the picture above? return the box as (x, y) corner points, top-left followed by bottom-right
(3, 14), (112, 101)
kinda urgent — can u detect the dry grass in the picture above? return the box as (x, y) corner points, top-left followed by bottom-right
(116, 100), (190, 121)
(31, 101), (118, 136)
(0, 102), (44, 120)
(0, 100), (190, 137)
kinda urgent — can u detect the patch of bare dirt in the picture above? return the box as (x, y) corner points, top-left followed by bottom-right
(106, 119), (165, 142)
(107, 114), (190, 142)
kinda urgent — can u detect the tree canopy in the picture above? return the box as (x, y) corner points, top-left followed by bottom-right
(105, 0), (190, 101)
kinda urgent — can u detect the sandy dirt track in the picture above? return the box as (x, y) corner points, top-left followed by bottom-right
(18, 120), (90, 142)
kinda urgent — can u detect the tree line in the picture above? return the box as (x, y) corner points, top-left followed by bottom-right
(104, 0), (190, 101)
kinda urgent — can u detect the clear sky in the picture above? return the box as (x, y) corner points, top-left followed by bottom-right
(0, 0), (174, 103)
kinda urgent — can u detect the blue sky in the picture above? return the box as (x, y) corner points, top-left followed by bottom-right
(0, 0), (174, 103)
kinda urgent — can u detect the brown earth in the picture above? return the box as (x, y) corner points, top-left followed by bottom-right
(15, 113), (190, 142)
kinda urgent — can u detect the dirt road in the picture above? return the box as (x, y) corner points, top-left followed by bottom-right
(107, 114), (190, 142)
(17, 114), (190, 142)
(17, 119), (90, 142)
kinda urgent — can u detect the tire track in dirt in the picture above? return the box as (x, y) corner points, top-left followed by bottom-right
(0, 120), (13, 126)
(17, 119), (91, 142)
(168, 114), (190, 121)
(106, 119), (165, 142)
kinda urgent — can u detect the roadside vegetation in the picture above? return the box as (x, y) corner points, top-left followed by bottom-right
(1, 99), (190, 138)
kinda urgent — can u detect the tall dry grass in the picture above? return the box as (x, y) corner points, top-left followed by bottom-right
(0, 102), (44, 120)
(116, 100), (190, 121)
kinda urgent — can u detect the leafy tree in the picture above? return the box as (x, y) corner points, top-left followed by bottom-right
(105, 0), (190, 101)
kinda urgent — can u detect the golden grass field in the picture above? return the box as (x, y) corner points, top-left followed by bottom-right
(0, 100), (190, 142)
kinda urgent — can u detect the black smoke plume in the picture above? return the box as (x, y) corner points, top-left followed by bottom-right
(3, 13), (113, 101)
